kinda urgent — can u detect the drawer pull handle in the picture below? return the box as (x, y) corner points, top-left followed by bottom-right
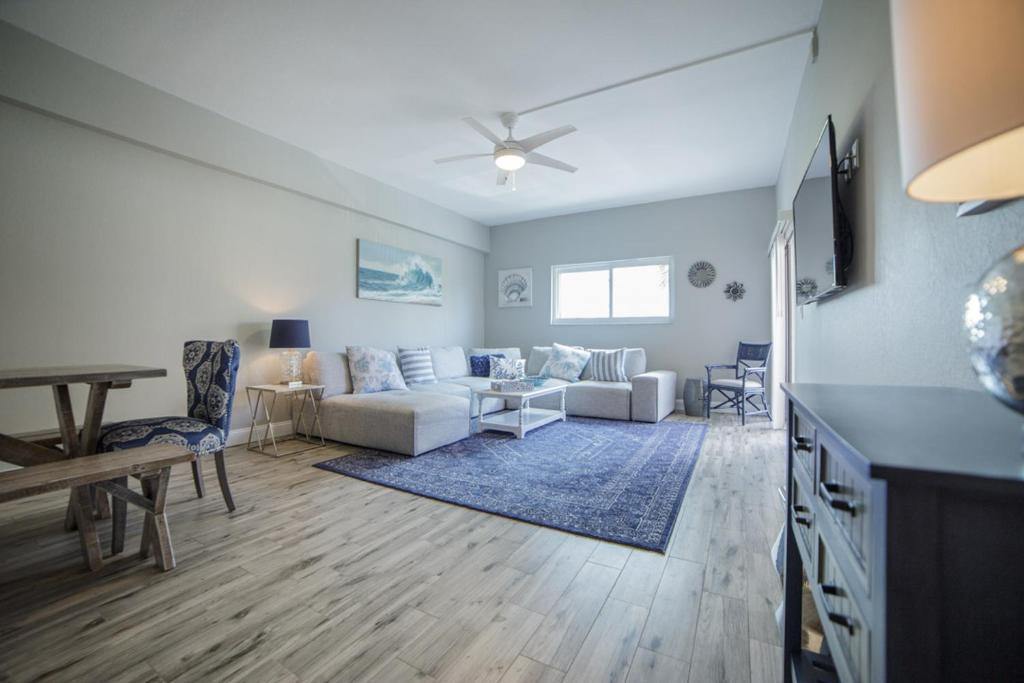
(793, 504), (809, 513)
(820, 583), (844, 597)
(791, 436), (813, 452)
(819, 481), (857, 516)
(827, 612), (856, 635)
(795, 516), (811, 527)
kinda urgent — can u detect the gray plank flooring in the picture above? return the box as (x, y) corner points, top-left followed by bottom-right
(0, 413), (785, 682)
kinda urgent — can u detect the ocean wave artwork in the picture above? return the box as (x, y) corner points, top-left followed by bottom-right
(357, 239), (443, 306)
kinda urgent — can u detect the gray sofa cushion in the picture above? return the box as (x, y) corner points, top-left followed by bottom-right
(566, 381), (632, 420)
(311, 390), (469, 456)
(302, 351), (352, 397)
(631, 370), (677, 423)
(526, 346), (552, 376)
(526, 379), (631, 419)
(431, 346), (469, 379)
(469, 347), (522, 362)
(581, 348), (647, 380)
(410, 379), (504, 416)
(524, 378), (570, 410)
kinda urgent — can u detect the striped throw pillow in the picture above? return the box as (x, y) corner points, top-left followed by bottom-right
(397, 347), (436, 384)
(589, 348), (628, 382)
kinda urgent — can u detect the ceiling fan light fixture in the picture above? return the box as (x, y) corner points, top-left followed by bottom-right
(494, 148), (526, 171)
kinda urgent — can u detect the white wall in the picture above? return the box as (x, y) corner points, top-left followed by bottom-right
(776, 0), (1024, 387)
(485, 188), (776, 394)
(0, 26), (488, 435)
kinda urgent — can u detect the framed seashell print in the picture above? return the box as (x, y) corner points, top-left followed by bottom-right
(498, 267), (533, 308)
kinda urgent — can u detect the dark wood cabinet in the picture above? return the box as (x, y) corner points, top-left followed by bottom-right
(782, 383), (1024, 683)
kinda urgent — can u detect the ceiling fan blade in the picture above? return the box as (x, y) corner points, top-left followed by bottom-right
(526, 152), (577, 173)
(463, 117), (505, 147)
(518, 124), (577, 152)
(497, 170), (509, 186)
(434, 153), (491, 164)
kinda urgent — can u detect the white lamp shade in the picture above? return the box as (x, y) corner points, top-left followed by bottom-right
(891, 0), (1024, 202)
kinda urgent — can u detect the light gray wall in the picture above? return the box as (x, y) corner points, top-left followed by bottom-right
(485, 188), (776, 393)
(0, 30), (486, 435)
(777, 0), (1024, 387)
(0, 21), (489, 253)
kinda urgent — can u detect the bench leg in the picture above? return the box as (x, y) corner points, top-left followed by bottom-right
(191, 459), (205, 499)
(139, 467), (176, 570)
(213, 450), (235, 513)
(139, 476), (155, 560)
(70, 485), (103, 571)
(111, 476), (127, 555)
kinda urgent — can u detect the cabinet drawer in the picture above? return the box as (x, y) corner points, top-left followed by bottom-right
(790, 469), (815, 563)
(817, 437), (871, 580)
(790, 408), (815, 481)
(817, 535), (870, 683)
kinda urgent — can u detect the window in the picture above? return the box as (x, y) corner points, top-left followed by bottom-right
(551, 256), (673, 324)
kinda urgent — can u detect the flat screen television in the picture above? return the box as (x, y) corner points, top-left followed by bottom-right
(793, 115), (853, 304)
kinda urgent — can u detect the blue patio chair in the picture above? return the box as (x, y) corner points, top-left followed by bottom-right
(705, 342), (772, 425)
(99, 340), (240, 516)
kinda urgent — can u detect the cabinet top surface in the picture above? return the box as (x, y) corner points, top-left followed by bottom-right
(783, 383), (1024, 485)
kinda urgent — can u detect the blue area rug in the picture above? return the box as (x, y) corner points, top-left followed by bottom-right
(314, 417), (707, 552)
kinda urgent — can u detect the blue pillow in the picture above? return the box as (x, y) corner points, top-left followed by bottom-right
(470, 353), (504, 377)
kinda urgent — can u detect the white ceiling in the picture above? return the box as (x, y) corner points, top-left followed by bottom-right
(0, 0), (821, 226)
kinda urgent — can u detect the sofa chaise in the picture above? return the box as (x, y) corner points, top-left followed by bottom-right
(300, 345), (676, 456)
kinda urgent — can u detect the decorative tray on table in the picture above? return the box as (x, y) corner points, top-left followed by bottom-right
(490, 376), (547, 393)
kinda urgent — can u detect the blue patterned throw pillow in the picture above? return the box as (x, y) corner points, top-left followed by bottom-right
(346, 346), (408, 394)
(490, 356), (523, 380)
(539, 343), (591, 382)
(470, 353), (503, 377)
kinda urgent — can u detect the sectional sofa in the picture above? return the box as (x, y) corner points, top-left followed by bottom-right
(300, 345), (676, 456)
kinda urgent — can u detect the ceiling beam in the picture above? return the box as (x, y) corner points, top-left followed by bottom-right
(517, 26), (816, 117)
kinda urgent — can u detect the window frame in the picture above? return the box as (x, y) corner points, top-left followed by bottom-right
(550, 255), (675, 326)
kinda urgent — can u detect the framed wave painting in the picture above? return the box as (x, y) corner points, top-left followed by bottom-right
(357, 240), (442, 306)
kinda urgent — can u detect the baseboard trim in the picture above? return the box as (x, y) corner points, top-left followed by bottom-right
(226, 421), (293, 448)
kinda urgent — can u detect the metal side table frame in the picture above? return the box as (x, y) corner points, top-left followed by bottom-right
(246, 384), (326, 456)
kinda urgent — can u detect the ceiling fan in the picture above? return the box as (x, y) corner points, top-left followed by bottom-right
(434, 112), (578, 188)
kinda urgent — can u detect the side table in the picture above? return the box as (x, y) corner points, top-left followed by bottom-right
(246, 384), (326, 457)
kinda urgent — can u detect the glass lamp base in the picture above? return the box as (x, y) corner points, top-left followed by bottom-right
(279, 350), (303, 385)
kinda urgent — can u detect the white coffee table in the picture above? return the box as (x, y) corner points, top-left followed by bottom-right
(472, 382), (568, 439)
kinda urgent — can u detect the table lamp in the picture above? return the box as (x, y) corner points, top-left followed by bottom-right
(891, 0), (1024, 412)
(269, 319), (310, 387)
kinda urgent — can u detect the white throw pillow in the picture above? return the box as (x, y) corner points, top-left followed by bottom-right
(397, 347), (436, 384)
(589, 348), (628, 382)
(539, 343), (592, 382)
(346, 346), (408, 394)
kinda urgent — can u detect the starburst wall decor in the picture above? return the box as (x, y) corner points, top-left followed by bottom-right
(687, 261), (716, 288)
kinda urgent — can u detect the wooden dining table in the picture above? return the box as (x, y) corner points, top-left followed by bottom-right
(0, 365), (166, 570)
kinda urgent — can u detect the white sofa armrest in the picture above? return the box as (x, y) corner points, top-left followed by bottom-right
(631, 370), (677, 423)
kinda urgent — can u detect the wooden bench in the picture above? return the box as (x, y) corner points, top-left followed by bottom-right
(0, 445), (195, 571)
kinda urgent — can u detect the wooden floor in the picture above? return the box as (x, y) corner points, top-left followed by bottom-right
(0, 413), (786, 683)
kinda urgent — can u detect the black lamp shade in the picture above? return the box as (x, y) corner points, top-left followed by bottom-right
(269, 319), (310, 349)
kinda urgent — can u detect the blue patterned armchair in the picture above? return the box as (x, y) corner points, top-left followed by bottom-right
(99, 340), (241, 511)
(705, 342), (772, 426)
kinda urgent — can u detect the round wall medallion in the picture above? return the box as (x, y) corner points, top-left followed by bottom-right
(796, 277), (819, 303)
(724, 281), (745, 301)
(688, 261), (717, 288)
